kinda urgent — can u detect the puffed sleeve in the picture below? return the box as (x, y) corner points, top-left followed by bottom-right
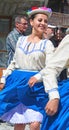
(0, 53), (18, 84)
(43, 34), (69, 100)
(0, 37), (22, 84)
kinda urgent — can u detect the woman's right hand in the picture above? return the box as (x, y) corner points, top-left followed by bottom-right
(28, 76), (38, 87)
(0, 83), (5, 90)
(45, 98), (59, 116)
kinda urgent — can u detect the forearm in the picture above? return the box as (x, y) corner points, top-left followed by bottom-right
(43, 69), (60, 100)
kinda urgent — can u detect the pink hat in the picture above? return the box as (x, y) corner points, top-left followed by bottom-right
(27, 6), (52, 18)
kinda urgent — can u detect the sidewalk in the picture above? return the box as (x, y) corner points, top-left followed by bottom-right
(0, 123), (30, 130)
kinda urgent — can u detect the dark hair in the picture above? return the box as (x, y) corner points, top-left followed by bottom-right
(29, 13), (39, 20)
(15, 15), (28, 23)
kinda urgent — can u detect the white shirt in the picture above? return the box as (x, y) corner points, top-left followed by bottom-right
(1, 36), (55, 100)
(43, 34), (69, 100)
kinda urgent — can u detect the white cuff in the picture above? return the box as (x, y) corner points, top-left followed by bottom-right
(48, 90), (60, 100)
(34, 73), (42, 82)
(0, 76), (6, 84)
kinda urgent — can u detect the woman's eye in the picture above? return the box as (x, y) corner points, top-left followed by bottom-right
(38, 19), (42, 22)
(38, 19), (48, 24)
(44, 20), (48, 24)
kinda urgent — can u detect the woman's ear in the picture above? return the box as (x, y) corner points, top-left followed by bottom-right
(30, 19), (34, 27)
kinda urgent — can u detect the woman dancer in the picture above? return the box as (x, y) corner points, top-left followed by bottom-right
(0, 6), (54, 130)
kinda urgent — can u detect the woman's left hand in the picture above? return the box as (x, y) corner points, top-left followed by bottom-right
(28, 77), (38, 87)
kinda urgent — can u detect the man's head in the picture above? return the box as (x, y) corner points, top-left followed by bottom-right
(15, 15), (28, 34)
(43, 24), (56, 39)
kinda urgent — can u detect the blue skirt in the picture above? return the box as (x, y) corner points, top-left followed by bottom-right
(41, 79), (69, 130)
(0, 70), (48, 117)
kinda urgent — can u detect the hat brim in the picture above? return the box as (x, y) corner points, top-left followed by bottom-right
(48, 25), (56, 28)
(28, 9), (52, 18)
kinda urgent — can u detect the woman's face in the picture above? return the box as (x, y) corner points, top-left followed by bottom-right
(30, 13), (48, 35)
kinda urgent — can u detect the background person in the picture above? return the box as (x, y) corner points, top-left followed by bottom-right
(55, 27), (67, 81)
(6, 15), (28, 66)
(0, 7), (54, 130)
(43, 24), (56, 39)
(54, 27), (65, 46)
(43, 24), (57, 47)
(43, 25), (67, 81)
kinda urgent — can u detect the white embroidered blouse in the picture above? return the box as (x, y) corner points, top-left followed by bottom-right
(1, 36), (55, 100)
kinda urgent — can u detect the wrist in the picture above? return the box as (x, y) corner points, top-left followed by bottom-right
(48, 89), (60, 100)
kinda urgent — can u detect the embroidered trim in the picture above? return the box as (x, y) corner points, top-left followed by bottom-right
(2, 76), (6, 78)
(48, 88), (58, 93)
(18, 38), (47, 54)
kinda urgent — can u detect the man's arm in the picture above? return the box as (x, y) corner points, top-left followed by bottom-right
(43, 34), (69, 100)
(43, 34), (69, 116)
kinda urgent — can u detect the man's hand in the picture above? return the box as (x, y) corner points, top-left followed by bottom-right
(45, 98), (59, 116)
(0, 83), (5, 90)
(28, 77), (38, 87)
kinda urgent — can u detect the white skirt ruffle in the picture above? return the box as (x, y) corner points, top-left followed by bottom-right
(1, 103), (43, 124)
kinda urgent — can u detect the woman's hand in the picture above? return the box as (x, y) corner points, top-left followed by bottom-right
(0, 83), (5, 90)
(45, 98), (59, 116)
(28, 77), (38, 87)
